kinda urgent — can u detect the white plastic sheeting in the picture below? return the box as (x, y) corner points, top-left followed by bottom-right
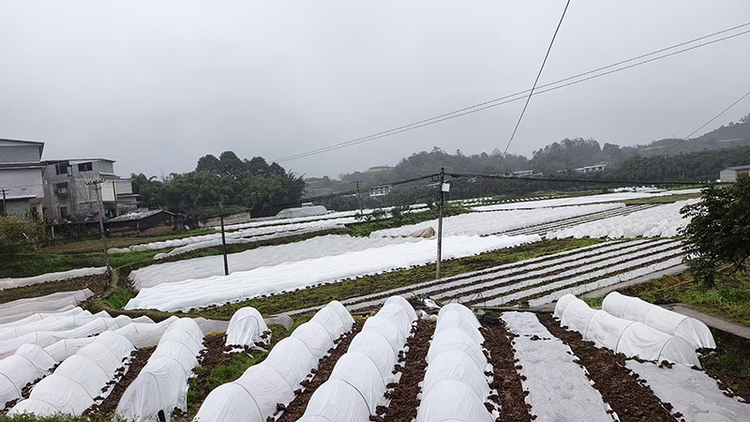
(502, 312), (615, 422)
(474, 189), (701, 211)
(225, 307), (269, 348)
(126, 234), (540, 312)
(130, 235), (418, 289)
(602, 292), (715, 349)
(0, 344), (55, 408)
(417, 304), (493, 422)
(626, 360), (750, 422)
(555, 295), (701, 366)
(0, 267), (106, 291)
(299, 297), (417, 422)
(371, 203), (622, 237)
(194, 301), (354, 422)
(116, 318), (204, 422)
(547, 199), (698, 239)
(115, 316), (180, 348)
(9, 331), (135, 417)
(0, 289), (93, 325)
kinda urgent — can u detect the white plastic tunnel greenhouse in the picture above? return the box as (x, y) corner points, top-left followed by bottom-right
(0, 289), (93, 325)
(602, 292), (716, 349)
(225, 307), (268, 348)
(9, 331), (135, 417)
(555, 295), (701, 366)
(115, 316), (179, 348)
(194, 301), (354, 422)
(116, 318), (204, 422)
(0, 344), (55, 408)
(298, 296), (417, 422)
(416, 304), (493, 422)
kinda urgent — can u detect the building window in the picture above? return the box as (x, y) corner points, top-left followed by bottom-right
(55, 182), (68, 196)
(78, 162), (93, 172)
(55, 162), (70, 175)
(59, 206), (69, 220)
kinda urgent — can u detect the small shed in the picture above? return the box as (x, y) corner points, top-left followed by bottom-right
(720, 165), (750, 182)
(106, 209), (175, 236)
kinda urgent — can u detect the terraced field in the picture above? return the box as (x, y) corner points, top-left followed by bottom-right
(285, 238), (684, 317)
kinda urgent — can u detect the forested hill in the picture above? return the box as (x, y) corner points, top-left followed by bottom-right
(636, 113), (750, 156)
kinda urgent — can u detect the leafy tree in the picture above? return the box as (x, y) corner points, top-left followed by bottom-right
(680, 179), (750, 287)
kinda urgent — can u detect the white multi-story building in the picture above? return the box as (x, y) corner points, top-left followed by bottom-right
(43, 158), (138, 221)
(0, 139), (46, 216)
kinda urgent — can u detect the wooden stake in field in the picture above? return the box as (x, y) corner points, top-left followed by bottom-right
(436, 167), (447, 280)
(86, 179), (111, 275)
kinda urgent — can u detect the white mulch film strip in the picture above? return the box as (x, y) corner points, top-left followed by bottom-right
(625, 361), (750, 422)
(218, 204), (429, 231)
(0, 267), (107, 291)
(437, 239), (679, 303)
(370, 203), (623, 238)
(502, 312), (616, 422)
(473, 188), (702, 211)
(130, 234), (422, 290)
(109, 205), (429, 255)
(481, 247), (684, 307)
(546, 199), (699, 240)
(343, 239), (665, 313)
(344, 240), (668, 310)
(125, 234), (541, 312)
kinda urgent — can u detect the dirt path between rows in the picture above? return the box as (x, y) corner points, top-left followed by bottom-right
(379, 319), (434, 422)
(276, 322), (363, 421)
(480, 316), (533, 422)
(85, 346), (156, 418)
(537, 313), (678, 422)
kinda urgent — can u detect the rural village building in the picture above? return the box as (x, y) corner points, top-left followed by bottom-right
(719, 165), (750, 182)
(0, 139), (46, 216)
(106, 209), (175, 236)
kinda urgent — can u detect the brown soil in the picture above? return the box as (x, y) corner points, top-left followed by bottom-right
(537, 313), (678, 422)
(379, 319), (435, 422)
(346, 240), (623, 307)
(468, 246), (683, 306)
(0, 273), (109, 304)
(276, 322), (363, 422)
(480, 315), (533, 422)
(181, 332), (228, 417)
(698, 329), (750, 403)
(84, 346), (156, 418)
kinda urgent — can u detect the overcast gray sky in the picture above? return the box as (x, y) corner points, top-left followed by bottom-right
(1, 1), (749, 178)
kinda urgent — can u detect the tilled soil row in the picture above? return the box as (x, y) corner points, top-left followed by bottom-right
(450, 240), (674, 302)
(85, 346), (156, 418)
(536, 313), (678, 422)
(379, 319), (435, 422)
(276, 322), (363, 422)
(467, 248), (684, 306)
(345, 240), (641, 307)
(479, 316), (533, 422)
(176, 332), (229, 419)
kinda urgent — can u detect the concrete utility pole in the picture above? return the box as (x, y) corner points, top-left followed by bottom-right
(436, 167), (447, 279)
(219, 201), (229, 276)
(350, 180), (364, 216)
(86, 179), (111, 274)
(1, 189), (6, 215)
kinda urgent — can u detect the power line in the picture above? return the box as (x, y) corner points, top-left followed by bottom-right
(660, 90), (750, 157)
(274, 22), (750, 163)
(501, 0), (571, 161)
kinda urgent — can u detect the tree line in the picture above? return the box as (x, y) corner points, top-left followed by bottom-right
(132, 151), (305, 219)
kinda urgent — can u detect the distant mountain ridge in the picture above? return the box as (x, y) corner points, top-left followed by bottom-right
(305, 112), (750, 197)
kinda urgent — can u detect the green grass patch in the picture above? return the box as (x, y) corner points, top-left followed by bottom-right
(196, 238), (602, 318)
(622, 193), (701, 206)
(619, 271), (750, 326)
(103, 285), (138, 309)
(581, 297), (604, 308)
(700, 328), (750, 400)
(39, 229), (219, 254)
